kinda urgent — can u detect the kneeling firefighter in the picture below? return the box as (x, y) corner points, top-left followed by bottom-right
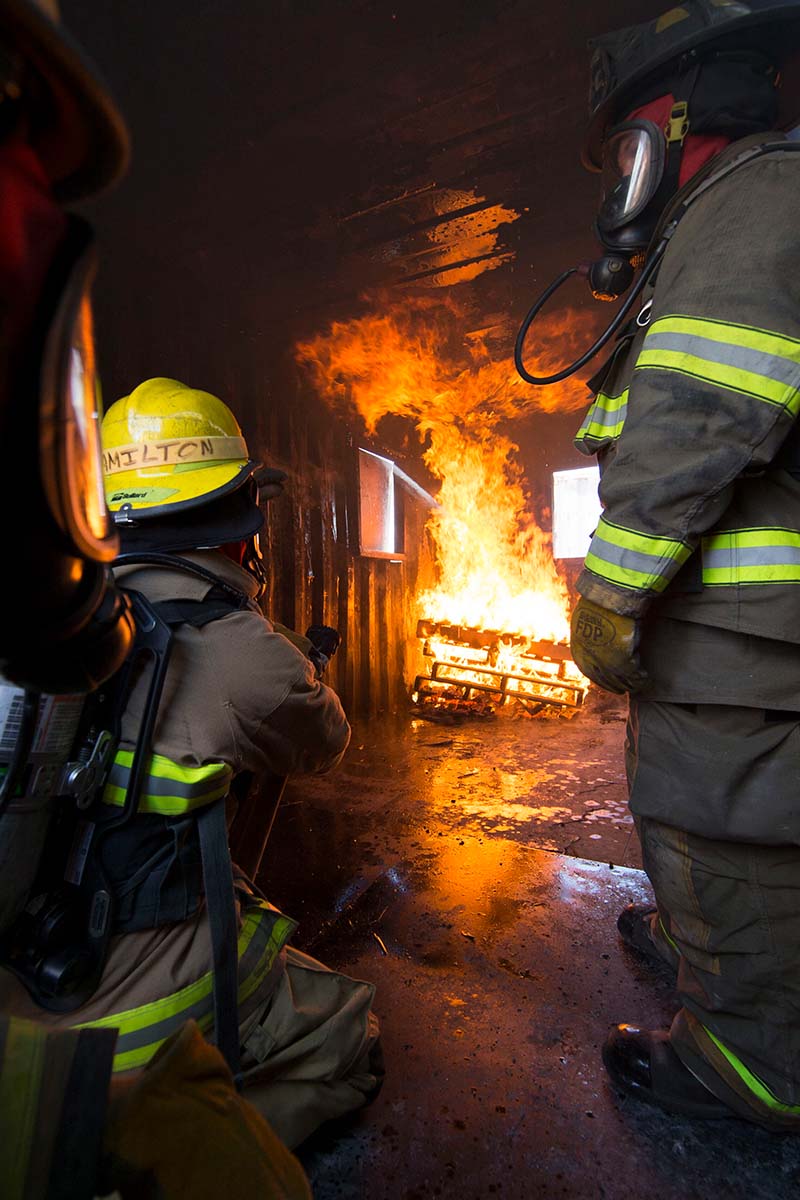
(517, 1), (800, 1129)
(0, 375), (383, 1151)
(0, 0), (317, 1194)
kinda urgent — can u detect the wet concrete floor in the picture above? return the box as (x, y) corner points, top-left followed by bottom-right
(261, 700), (800, 1199)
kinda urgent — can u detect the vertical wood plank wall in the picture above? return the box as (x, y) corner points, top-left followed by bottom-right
(63, 0), (668, 718)
(252, 386), (435, 719)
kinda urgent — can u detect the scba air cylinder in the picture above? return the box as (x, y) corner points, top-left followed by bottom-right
(0, 679), (84, 934)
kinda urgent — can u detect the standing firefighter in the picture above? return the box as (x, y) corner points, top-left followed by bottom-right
(518, 0), (800, 1128)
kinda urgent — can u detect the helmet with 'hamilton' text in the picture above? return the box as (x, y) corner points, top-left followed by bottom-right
(101, 377), (258, 521)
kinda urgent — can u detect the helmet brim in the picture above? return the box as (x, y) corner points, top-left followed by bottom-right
(107, 459), (260, 523)
(117, 479), (266, 555)
(0, 0), (129, 200)
(582, 7), (800, 171)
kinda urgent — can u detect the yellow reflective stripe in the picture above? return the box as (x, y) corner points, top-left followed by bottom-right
(707, 528), (800, 549)
(576, 389), (629, 443)
(652, 314), (800, 361)
(637, 314), (800, 413)
(103, 750), (233, 816)
(102, 780), (230, 816)
(112, 749), (232, 784)
(658, 917), (679, 954)
(112, 1031), (206, 1075)
(636, 348), (796, 407)
(583, 553), (668, 591)
(75, 912), (261, 1037)
(76, 905), (293, 1073)
(594, 519), (688, 561)
(705, 1026), (800, 1115)
(585, 517), (692, 593)
(237, 917), (293, 1010)
(704, 565), (800, 584)
(0, 1019), (45, 1199)
(588, 391), (628, 413)
(702, 527), (800, 585)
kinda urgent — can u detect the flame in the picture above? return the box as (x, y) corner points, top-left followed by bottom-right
(419, 189), (520, 286)
(296, 294), (595, 646)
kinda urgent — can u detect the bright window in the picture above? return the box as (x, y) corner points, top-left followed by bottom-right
(358, 448), (404, 558)
(552, 466), (602, 560)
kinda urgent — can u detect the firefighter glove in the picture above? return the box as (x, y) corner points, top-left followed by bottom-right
(570, 596), (647, 695)
(102, 1021), (312, 1200)
(254, 465), (288, 502)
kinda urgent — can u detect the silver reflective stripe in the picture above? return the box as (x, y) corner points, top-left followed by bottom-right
(704, 545), (800, 569)
(590, 535), (671, 577)
(106, 762), (225, 799)
(112, 992), (216, 1055)
(105, 762), (127, 792)
(643, 331), (800, 390)
(585, 402), (628, 429)
(109, 917), (271, 1056)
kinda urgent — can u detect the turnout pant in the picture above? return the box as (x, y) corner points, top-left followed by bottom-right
(627, 698), (800, 1130)
(240, 946), (384, 1149)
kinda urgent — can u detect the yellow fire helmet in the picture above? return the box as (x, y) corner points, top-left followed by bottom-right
(101, 377), (259, 522)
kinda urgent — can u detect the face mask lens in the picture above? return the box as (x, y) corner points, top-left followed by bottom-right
(599, 123), (664, 233)
(40, 230), (118, 561)
(65, 295), (109, 545)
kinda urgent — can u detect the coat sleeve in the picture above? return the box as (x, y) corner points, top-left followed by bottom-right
(215, 613), (351, 777)
(577, 153), (800, 617)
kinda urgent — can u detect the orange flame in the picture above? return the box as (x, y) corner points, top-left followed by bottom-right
(296, 295), (595, 645)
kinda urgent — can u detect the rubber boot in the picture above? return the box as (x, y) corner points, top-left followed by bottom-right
(602, 1025), (737, 1120)
(617, 904), (678, 973)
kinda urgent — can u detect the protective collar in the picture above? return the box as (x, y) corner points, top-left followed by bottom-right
(116, 480), (265, 555)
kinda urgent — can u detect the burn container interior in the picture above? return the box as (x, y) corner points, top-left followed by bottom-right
(65, 0), (662, 718)
(61, 3), (800, 1196)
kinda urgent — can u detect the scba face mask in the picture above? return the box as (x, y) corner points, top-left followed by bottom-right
(0, 136), (133, 692)
(597, 118), (668, 248)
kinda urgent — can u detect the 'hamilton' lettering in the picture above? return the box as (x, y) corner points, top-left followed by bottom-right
(102, 434), (248, 475)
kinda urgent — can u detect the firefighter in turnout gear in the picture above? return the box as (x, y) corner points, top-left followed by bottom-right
(0, 1), (324, 1195)
(0, 376), (383, 1155)
(567, 1), (800, 1128)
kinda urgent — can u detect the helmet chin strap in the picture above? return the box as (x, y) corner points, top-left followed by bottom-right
(597, 62), (703, 262)
(243, 534), (268, 600)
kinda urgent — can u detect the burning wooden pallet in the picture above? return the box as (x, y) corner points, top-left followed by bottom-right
(412, 619), (588, 714)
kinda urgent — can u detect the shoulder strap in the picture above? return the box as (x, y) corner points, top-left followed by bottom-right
(639, 140), (800, 300)
(659, 141), (800, 246)
(196, 800), (242, 1082)
(113, 552), (254, 610)
(113, 563), (246, 1080)
(151, 590), (248, 630)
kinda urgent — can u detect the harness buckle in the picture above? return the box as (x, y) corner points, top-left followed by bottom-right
(63, 730), (116, 809)
(666, 100), (689, 146)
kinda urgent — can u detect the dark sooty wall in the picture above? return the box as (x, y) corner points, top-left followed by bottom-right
(65, 0), (663, 716)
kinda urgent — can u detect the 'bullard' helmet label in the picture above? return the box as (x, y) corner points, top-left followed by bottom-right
(109, 487), (179, 505)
